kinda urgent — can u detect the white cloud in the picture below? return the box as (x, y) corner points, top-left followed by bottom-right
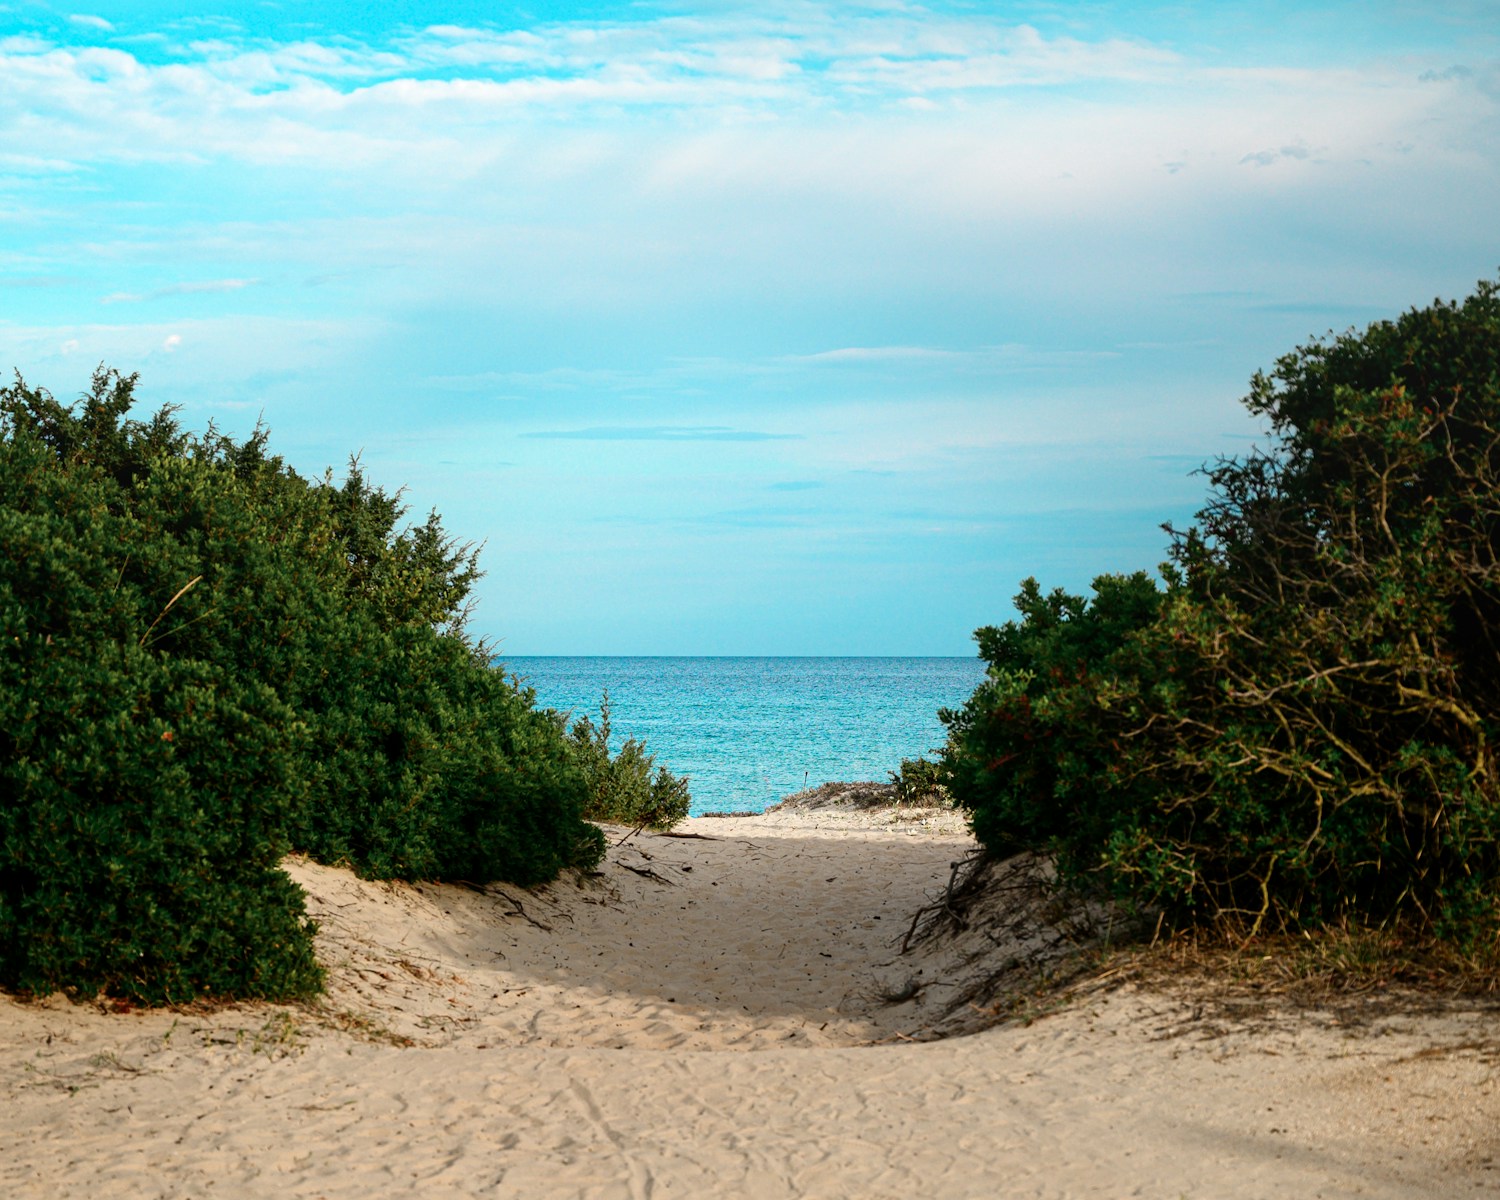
(0, 13), (1398, 170)
(102, 278), (258, 304)
(0, 11), (1483, 247)
(162, 333), (182, 351)
(1240, 139), (1318, 167)
(792, 345), (959, 363)
(68, 15), (114, 33)
(0, 36), (52, 54)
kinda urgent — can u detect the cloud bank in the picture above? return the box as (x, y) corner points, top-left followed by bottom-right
(2, 1), (1496, 652)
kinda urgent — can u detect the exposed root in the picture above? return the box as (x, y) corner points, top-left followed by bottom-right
(884, 851), (1144, 1039)
(901, 849), (984, 952)
(484, 885), (556, 931)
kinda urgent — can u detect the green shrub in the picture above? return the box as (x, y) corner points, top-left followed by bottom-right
(1, 367), (605, 1001)
(0, 402), (320, 1001)
(941, 572), (1162, 856)
(0, 643), (323, 1004)
(888, 756), (951, 805)
(943, 278), (1500, 947)
(566, 692), (692, 831)
(298, 632), (606, 883)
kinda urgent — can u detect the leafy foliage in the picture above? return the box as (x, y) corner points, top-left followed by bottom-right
(888, 756), (951, 805)
(1, 367), (607, 1002)
(566, 692), (692, 831)
(941, 572), (1163, 858)
(943, 278), (1500, 946)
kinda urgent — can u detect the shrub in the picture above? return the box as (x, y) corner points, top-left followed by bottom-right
(943, 278), (1500, 947)
(888, 756), (951, 805)
(941, 572), (1162, 856)
(1, 368), (606, 1001)
(0, 635), (323, 1004)
(0, 401), (321, 1001)
(566, 692), (692, 831)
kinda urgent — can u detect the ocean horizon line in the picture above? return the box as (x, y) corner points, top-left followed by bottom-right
(503, 655), (988, 813)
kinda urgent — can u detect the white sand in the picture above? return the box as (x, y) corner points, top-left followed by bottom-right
(4, 810), (1497, 1198)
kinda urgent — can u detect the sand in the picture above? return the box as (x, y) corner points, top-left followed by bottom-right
(4, 807), (1498, 1198)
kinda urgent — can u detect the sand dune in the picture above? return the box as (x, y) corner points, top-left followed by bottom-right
(4, 809), (1497, 1198)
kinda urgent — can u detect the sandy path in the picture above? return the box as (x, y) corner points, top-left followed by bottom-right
(4, 812), (1498, 1198)
(284, 811), (977, 1050)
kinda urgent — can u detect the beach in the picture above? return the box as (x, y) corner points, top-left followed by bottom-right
(3, 805), (1497, 1198)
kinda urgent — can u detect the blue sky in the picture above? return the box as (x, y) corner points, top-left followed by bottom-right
(3, 2), (1497, 653)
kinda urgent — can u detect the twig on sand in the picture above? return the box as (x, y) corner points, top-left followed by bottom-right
(652, 830), (719, 841)
(486, 886), (554, 931)
(617, 862), (675, 886)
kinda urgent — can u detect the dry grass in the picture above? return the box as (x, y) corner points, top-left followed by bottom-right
(900, 851), (1500, 1040)
(1101, 920), (1500, 1022)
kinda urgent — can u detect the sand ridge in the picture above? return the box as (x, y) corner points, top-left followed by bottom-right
(4, 810), (1498, 1198)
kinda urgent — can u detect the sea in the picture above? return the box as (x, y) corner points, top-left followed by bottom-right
(500, 656), (990, 816)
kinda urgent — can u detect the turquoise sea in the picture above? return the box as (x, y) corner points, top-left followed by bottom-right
(501, 656), (990, 816)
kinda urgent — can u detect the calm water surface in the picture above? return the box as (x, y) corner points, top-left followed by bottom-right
(501, 656), (988, 815)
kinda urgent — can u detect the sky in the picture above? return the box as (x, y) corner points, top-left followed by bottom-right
(2, 1), (1498, 654)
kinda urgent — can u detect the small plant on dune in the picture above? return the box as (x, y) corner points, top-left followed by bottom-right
(566, 691), (692, 831)
(888, 756), (951, 806)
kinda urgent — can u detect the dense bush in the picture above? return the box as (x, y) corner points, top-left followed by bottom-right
(566, 692), (691, 831)
(888, 756), (951, 805)
(943, 278), (1500, 946)
(941, 572), (1163, 858)
(1, 368), (608, 1002)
